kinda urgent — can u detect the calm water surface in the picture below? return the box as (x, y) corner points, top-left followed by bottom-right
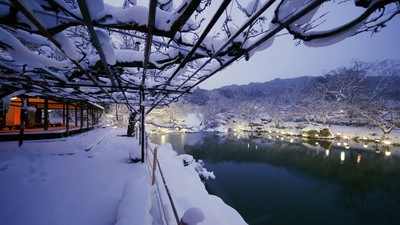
(150, 132), (400, 225)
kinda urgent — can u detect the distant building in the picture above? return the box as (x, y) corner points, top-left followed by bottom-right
(0, 96), (104, 132)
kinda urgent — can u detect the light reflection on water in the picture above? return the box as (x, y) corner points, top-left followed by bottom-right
(150, 132), (400, 225)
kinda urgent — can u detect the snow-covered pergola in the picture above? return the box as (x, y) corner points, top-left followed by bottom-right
(0, 0), (398, 149)
(1, 0), (398, 110)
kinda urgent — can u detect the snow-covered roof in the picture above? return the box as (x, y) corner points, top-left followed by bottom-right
(0, 0), (398, 112)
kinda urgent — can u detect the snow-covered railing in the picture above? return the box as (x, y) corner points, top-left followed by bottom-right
(146, 142), (181, 225)
(145, 136), (205, 225)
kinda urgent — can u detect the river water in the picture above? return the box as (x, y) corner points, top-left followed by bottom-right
(150, 132), (400, 225)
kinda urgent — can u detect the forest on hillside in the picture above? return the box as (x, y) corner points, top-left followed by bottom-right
(107, 60), (400, 137)
(148, 60), (399, 134)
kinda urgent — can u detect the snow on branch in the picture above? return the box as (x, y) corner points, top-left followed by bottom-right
(273, 0), (400, 47)
(0, 0), (398, 107)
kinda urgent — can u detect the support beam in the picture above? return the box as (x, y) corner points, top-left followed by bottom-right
(91, 109), (94, 129)
(18, 97), (27, 147)
(93, 109), (97, 126)
(165, 0), (232, 86)
(77, 0), (134, 107)
(75, 105), (78, 127)
(141, 0), (158, 86)
(62, 102), (65, 125)
(66, 101), (70, 136)
(140, 105), (145, 163)
(80, 103), (84, 131)
(44, 97), (49, 131)
(86, 106), (89, 129)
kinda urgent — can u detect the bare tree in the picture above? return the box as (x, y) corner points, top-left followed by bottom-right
(355, 101), (400, 138)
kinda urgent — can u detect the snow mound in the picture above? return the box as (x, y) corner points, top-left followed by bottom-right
(180, 207), (205, 225)
(177, 154), (215, 180)
(115, 176), (153, 225)
(128, 139), (141, 162)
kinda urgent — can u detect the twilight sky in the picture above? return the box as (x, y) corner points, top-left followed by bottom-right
(200, 9), (400, 90)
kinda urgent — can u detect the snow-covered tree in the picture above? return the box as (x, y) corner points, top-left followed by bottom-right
(352, 100), (400, 137)
(106, 104), (130, 127)
(0, 0), (399, 110)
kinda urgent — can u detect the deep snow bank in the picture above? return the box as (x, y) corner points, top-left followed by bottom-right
(115, 175), (153, 225)
(151, 143), (247, 225)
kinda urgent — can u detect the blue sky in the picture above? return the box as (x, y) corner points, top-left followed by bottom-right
(200, 10), (400, 90)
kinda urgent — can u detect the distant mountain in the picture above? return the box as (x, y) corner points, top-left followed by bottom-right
(184, 74), (400, 105)
(217, 76), (316, 99)
(184, 76), (318, 104)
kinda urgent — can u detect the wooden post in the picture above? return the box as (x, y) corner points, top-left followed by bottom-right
(97, 110), (102, 124)
(35, 108), (41, 128)
(98, 109), (101, 125)
(115, 104), (119, 121)
(66, 101), (70, 136)
(80, 102), (83, 131)
(44, 97), (48, 131)
(62, 102), (65, 125)
(152, 147), (158, 185)
(93, 109), (97, 126)
(75, 104), (78, 127)
(140, 105), (145, 163)
(145, 135), (149, 159)
(86, 106), (89, 129)
(18, 97), (27, 147)
(91, 109), (94, 129)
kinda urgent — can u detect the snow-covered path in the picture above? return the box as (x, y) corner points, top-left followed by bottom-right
(0, 127), (144, 225)
(0, 127), (248, 225)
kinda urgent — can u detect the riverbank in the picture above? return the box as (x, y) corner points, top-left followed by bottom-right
(201, 122), (400, 146)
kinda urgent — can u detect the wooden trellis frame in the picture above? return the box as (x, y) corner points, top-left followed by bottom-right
(0, 0), (398, 151)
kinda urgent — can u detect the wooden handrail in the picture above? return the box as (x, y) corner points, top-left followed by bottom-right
(146, 137), (182, 225)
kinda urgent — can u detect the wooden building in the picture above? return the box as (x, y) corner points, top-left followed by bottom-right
(0, 96), (104, 142)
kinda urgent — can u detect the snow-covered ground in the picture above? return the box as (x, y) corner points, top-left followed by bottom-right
(0, 127), (246, 225)
(270, 122), (400, 145)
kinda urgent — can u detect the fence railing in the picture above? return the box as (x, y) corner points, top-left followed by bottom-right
(144, 134), (205, 225)
(145, 135), (181, 225)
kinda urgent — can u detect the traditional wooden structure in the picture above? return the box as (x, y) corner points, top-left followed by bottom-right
(0, 96), (103, 143)
(1, 97), (102, 130)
